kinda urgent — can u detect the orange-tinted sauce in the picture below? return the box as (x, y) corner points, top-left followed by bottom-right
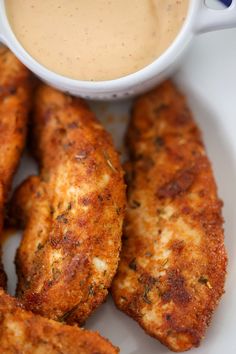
(6, 0), (188, 81)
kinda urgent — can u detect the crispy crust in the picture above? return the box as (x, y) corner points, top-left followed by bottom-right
(0, 46), (32, 196)
(0, 47), (32, 289)
(0, 289), (119, 354)
(112, 81), (227, 352)
(11, 84), (126, 324)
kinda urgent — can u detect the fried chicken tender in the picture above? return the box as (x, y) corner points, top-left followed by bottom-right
(0, 289), (119, 354)
(10, 84), (126, 325)
(0, 46), (32, 195)
(0, 47), (32, 289)
(112, 81), (227, 352)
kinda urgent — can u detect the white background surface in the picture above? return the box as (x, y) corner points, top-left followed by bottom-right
(2, 21), (236, 354)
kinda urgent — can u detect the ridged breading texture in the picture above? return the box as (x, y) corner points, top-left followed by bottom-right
(0, 46), (32, 196)
(0, 289), (119, 354)
(11, 84), (126, 324)
(112, 81), (227, 352)
(0, 47), (32, 289)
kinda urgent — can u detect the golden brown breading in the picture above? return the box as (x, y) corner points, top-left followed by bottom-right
(0, 289), (119, 354)
(0, 46), (32, 196)
(0, 47), (32, 289)
(10, 84), (126, 325)
(112, 81), (227, 352)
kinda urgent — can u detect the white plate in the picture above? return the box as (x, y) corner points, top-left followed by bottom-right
(2, 28), (236, 354)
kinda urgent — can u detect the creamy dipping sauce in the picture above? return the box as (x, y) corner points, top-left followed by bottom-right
(6, 0), (188, 81)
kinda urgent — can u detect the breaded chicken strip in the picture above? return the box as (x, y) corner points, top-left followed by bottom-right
(0, 47), (32, 289)
(0, 46), (32, 195)
(112, 81), (227, 352)
(10, 85), (126, 324)
(0, 289), (119, 354)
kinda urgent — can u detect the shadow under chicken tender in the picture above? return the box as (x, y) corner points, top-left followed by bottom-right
(0, 254), (7, 289)
(0, 289), (119, 354)
(112, 81), (227, 352)
(0, 47), (32, 288)
(10, 84), (126, 325)
(0, 186), (6, 289)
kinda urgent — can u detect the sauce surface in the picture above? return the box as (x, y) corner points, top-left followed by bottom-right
(6, 0), (188, 81)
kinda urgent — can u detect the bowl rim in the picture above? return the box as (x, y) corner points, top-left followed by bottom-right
(0, 0), (197, 93)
